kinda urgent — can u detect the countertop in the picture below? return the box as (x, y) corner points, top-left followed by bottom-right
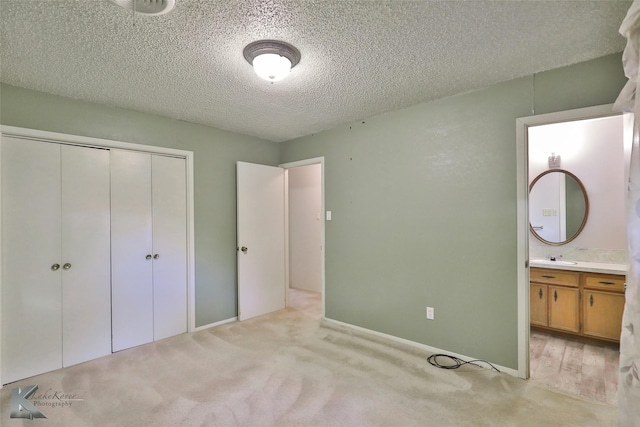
(529, 259), (627, 275)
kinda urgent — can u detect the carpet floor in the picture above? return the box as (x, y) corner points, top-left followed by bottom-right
(1, 289), (616, 426)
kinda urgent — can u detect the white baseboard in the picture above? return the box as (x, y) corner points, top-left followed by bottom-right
(192, 316), (237, 332)
(322, 318), (519, 377)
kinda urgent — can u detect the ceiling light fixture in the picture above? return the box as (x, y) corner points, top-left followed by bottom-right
(243, 40), (301, 82)
(109, 0), (175, 16)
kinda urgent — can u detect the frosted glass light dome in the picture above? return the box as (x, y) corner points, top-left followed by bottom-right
(252, 54), (292, 82)
(243, 40), (301, 83)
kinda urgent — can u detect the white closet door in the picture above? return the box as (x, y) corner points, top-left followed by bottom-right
(61, 145), (111, 366)
(1, 137), (63, 384)
(152, 155), (187, 340)
(111, 150), (154, 352)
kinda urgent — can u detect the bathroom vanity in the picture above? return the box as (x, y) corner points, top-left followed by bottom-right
(529, 260), (626, 343)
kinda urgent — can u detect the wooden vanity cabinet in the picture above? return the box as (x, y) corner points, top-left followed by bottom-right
(530, 268), (580, 333)
(582, 273), (625, 341)
(530, 283), (548, 327)
(530, 268), (625, 343)
(548, 286), (580, 333)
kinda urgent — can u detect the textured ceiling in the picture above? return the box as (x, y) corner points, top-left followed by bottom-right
(0, 1), (632, 142)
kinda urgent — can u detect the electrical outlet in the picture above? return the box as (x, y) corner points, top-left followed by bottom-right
(426, 307), (434, 320)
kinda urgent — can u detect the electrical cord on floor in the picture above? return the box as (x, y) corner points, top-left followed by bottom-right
(427, 353), (501, 373)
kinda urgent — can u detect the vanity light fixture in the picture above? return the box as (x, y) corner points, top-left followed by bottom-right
(243, 40), (301, 82)
(548, 152), (561, 168)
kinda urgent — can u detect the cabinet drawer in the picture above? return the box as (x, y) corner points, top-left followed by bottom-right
(530, 268), (579, 287)
(584, 274), (626, 292)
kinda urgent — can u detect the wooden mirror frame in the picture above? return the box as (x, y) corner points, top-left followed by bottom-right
(529, 169), (589, 246)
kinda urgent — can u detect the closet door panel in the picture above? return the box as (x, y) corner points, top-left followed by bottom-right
(152, 155), (188, 340)
(1, 137), (62, 383)
(61, 145), (111, 366)
(111, 150), (154, 352)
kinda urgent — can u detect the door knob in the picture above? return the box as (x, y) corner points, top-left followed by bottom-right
(146, 254), (152, 260)
(51, 263), (60, 271)
(153, 254), (159, 259)
(241, 246), (248, 254)
(63, 263), (72, 270)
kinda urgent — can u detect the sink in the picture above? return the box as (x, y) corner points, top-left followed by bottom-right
(530, 259), (578, 266)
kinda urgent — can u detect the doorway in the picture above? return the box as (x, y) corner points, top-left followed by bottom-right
(282, 158), (325, 317)
(516, 105), (631, 403)
(236, 158), (325, 321)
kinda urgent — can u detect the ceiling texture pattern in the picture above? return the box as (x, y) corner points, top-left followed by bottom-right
(0, 0), (632, 142)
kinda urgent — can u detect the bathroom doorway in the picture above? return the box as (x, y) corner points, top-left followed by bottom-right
(516, 104), (631, 403)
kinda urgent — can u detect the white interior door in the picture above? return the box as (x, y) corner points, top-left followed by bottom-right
(61, 145), (111, 366)
(111, 150), (154, 352)
(152, 155), (188, 340)
(1, 137), (63, 384)
(237, 161), (286, 321)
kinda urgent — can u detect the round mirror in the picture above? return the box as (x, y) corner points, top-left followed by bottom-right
(529, 169), (589, 245)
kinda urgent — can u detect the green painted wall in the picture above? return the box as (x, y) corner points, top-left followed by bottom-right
(279, 53), (626, 369)
(0, 83), (280, 328)
(1, 52), (626, 369)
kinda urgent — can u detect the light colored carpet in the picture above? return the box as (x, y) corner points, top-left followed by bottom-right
(1, 289), (616, 426)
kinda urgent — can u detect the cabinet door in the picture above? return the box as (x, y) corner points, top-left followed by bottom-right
(1, 137), (62, 383)
(111, 150), (154, 352)
(530, 284), (548, 327)
(61, 145), (111, 366)
(583, 290), (624, 341)
(151, 155), (187, 341)
(548, 286), (580, 333)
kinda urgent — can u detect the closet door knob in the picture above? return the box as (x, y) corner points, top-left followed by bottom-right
(51, 263), (60, 271)
(153, 254), (159, 259)
(63, 263), (72, 270)
(146, 254), (152, 260)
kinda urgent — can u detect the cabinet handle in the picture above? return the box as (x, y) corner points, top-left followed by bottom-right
(146, 254), (152, 260)
(598, 281), (615, 286)
(538, 288), (543, 299)
(153, 254), (159, 259)
(554, 290), (558, 302)
(63, 263), (71, 270)
(590, 294), (594, 307)
(542, 275), (555, 279)
(51, 263), (60, 271)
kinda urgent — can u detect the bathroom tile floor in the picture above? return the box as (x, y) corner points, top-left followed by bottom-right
(529, 329), (619, 406)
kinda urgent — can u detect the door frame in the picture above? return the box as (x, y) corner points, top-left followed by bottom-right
(0, 125), (196, 387)
(515, 104), (622, 379)
(280, 157), (326, 318)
